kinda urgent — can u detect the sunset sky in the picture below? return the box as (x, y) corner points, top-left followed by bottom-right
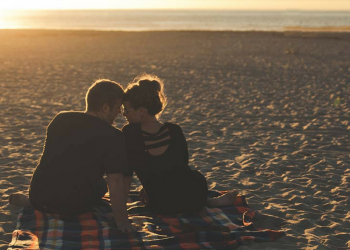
(0, 0), (349, 11)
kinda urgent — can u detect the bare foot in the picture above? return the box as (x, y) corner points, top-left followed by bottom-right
(207, 190), (239, 207)
(9, 193), (31, 207)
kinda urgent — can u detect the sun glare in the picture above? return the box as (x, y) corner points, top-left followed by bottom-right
(0, 2), (21, 10)
(0, 9), (23, 29)
(0, 0), (349, 11)
(0, 0), (148, 10)
(0, 10), (8, 28)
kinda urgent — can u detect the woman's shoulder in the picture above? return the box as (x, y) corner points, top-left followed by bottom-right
(122, 122), (184, 136)
(164, 122), (184, 134)
(122, 123), (141, 132)
(122, 124), (144, 151)
(165, 122), (180, 128)
(122, 123), (143, 138)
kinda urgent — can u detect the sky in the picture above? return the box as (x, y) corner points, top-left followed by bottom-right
(0, 0), (349, 11)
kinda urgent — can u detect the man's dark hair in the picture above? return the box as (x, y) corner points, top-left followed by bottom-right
(85, 79), (124, 112)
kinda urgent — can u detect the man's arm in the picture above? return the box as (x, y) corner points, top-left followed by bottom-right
(124, 176), (132, 198)
(106, 173), (137, 233)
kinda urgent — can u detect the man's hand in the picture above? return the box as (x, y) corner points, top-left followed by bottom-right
(107, 173), (139, 233)
(116, 221), (138, 233)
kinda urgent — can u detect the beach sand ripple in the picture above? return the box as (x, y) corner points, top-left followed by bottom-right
(0, 30), (349, 250)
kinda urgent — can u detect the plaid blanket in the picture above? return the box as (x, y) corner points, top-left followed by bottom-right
(8, 191), (285, 250)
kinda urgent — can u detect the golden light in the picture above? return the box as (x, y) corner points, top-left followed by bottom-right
(0, 0), (65, 10)
(0, 0), (153, 10)
(0, 10), (8, 28)
(0, 0), (348, 11)
(0, 2), (14, 10)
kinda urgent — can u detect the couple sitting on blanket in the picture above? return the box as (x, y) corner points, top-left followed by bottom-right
(9, 74), (239, 233)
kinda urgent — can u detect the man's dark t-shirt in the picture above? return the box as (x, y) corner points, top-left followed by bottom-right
(29, 111), (127, 215)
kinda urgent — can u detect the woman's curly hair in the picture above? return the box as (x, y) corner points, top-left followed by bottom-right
(123, 74), (167, 117)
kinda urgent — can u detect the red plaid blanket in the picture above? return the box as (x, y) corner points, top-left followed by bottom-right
(8, 191), (284, 250)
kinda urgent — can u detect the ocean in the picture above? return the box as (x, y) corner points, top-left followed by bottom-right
(0, 9), (350, 31)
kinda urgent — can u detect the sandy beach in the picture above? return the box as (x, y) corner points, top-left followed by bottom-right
(0, 29), (349, 249)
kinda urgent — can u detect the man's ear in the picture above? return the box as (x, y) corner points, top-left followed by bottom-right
(101, 103), (110, 114)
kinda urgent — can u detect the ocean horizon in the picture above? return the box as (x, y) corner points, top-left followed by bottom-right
(1, 9), (350, 32)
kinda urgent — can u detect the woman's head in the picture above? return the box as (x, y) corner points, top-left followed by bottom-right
(123, 74), (167, 123)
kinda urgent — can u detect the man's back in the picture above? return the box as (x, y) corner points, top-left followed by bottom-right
(29, 111), (127, 215)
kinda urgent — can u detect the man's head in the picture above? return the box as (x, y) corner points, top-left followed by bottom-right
(85, 79), (124, 124)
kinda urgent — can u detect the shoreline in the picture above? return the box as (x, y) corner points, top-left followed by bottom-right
(1, 27), (350, 33)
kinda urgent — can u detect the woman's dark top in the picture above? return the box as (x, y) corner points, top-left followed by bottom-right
(123, 122), (208, 215)
(29, 112), (128, 216)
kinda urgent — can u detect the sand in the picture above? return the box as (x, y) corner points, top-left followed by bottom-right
(0, 29), (349, 250)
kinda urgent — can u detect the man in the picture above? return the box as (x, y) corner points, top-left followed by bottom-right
(10, 79), (136, 232)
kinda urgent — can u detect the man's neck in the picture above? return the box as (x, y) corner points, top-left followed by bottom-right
(86, 110), (104, 121)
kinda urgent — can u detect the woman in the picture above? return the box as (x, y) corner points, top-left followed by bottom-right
(122, 74), (238, 215)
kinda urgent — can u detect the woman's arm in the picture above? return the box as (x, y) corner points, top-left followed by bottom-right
(176, 124), (189, 167)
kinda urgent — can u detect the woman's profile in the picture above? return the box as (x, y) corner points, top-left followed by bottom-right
(122, 74), (238, 215)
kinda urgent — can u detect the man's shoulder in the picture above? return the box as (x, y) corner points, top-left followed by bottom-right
(53, 111), (84, 120)
(50, 112), (121, 134)
(48, 111), (77, 126)
(48, 111), (87, 126)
